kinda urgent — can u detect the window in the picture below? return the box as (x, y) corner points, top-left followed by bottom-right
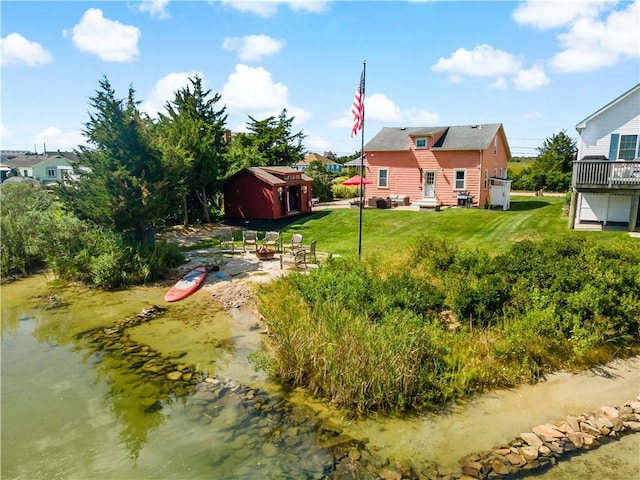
(378, 169), (388, 188)
(619, 135), (638, 160)
(483, 169), (489, 190)
(493, 135), (498, 155)
(454, 169), (466, 190)
(46, 167), (56, 177)
(415, 138), (427, 148)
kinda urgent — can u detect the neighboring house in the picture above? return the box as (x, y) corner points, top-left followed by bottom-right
(569, 83), (640, 231)
(343, 155), (367, 169)
(364, 123), (511, 208)
(294, 152), (342, 174)
(5, 152), (76, 185)
(223, 166), (313, 220)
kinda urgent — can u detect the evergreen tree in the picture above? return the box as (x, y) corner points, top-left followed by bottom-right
(156, 75), (228, 224)
(59, 76), (170, 237)
(243, 109), (306, 167)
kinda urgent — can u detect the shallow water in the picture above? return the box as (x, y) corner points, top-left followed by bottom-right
(347, 356), (640, 472)
(2, 274), (639, 479)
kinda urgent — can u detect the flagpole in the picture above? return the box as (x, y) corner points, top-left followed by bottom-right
(358, 59), (366, 258)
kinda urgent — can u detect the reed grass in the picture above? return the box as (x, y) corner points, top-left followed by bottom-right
(257, 235), (640, 414)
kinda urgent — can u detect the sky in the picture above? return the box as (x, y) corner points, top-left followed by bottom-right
(1, 0), (639, 158)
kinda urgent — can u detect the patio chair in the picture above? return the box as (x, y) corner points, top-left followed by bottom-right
(263, 231), (280, 252)
(218, 228), (235, 253)
(284, 233), (303, 253)
(242, 230), (258, 252)
(304, 240), (317, 264)
(280, 249), (307, 270)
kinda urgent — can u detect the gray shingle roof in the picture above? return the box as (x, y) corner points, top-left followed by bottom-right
(365, 124), (503, 151)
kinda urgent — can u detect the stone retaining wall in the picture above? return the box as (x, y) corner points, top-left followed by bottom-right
(454, 401), (640, 480)
(78, 306), (640, 480)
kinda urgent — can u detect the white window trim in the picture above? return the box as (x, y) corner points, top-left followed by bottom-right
(618, 134), (639, 161)
(46, 167), (56, 177)
(483, 169), (489, 190)
(378, 168), (389, 188)
(415, 138), (428, 149)
(493, 135), (498, 155)
(454, 169), (466, 190)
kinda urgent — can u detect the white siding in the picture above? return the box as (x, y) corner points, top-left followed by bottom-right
(577, 88), (640, 159)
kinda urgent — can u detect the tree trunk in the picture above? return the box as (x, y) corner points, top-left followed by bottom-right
(195, 187), (211, 223)
(182, 194), (189, 227)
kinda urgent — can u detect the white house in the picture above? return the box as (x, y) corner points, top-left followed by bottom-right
(569, 83), (640, 231)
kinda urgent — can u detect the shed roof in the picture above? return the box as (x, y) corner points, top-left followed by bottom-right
(365, 124), (504, 152)
(242, 166), (312, 186)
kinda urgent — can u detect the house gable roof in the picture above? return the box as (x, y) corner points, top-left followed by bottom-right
(297, 152), (339, 166)
(575, 83), (640, 131)
(365, 124), (505, 152)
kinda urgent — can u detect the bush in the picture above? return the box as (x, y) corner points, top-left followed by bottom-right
(257, 234), (640, 413)
(0, 183), (184, 288)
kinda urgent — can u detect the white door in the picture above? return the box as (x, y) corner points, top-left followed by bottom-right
(423, 170), (436, 198)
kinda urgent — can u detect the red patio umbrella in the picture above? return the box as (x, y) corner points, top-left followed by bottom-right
(341, 175), (372, 186)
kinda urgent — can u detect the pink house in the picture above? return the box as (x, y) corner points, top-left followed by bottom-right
(364, 123), (512, 208)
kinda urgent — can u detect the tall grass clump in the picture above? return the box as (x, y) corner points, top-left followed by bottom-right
(257, 234), (640, 414)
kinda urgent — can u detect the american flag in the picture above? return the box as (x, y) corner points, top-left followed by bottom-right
(351, 69), (365, 138)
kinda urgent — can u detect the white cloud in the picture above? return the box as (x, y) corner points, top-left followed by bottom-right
(512, 0), (615, 30)
(221, 64), (310, 122)
(490, 77), (508, 89)
(331, 93), (438, 128)
(64, 8), (141, 62)
(33, 126), (86, 151)
(304, 133), (331, 152)
(1, 33), (53, 67)
(512, 65), (550, 90)
(140, 71), (204, 118)
(431, 44), (522, 79)
(222, 35), (284, 61)
(550, 0), (640, 73)
(0, 123), (8, 138)
(138, 0), (171, 19)
(221, 0), (329, 18)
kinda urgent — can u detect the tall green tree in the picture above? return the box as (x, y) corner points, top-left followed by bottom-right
(512, 131), (577, 192)
(238, 109), (306, 167)
(156, 75), (228, 225)
(59, 76), (170, 236)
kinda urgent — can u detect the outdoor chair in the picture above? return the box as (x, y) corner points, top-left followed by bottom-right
(284, 233), (303, 253)
(304, 240), (317, 264)
(280, 249), (307, 270)
(242, 230), (258, 252)
(218, 228), (235, 253)
(263, 231), (280, 252)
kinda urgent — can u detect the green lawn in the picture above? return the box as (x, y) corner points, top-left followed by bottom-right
(277, 196), (629, 257)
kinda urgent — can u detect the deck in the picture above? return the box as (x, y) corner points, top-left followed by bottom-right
(573, 160), (640, 190)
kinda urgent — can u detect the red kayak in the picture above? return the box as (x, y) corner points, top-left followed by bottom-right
(164, 265), (207, 302)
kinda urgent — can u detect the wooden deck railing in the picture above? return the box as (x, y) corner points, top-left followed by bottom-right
(573, 160), (640, 188)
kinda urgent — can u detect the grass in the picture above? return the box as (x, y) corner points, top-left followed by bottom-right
(270, 196), (628, 258)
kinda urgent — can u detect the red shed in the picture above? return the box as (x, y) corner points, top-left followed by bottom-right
(223, 166), (314, 220)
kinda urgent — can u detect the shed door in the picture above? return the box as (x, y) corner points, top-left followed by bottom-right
(423, 170), (436, 198)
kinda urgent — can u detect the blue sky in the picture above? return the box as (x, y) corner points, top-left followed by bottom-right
(1, 0), (638, 157)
